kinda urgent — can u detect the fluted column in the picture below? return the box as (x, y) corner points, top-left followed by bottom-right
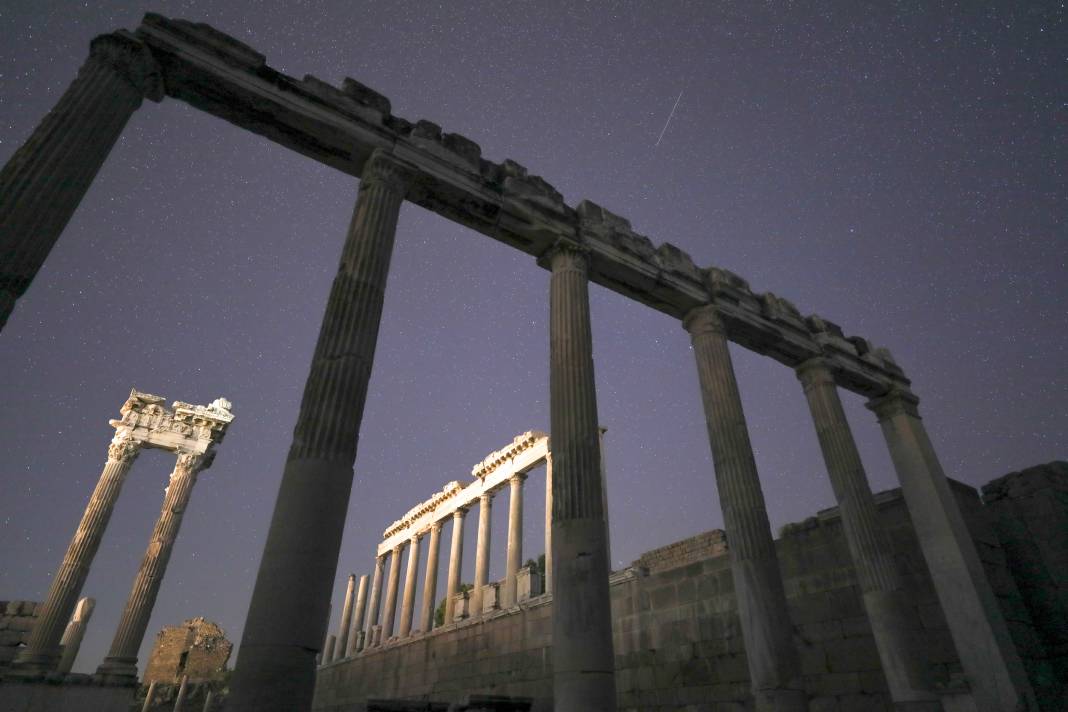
(868, 388), (1036, 712)
(56, 597), (95, 675)
(345, 574), (369, 656)
(98, 450), (207, 679)
(683, 304), (805, 711)
(335, 574), (357, 660)
(504, 473), (525, 606)
(544, 454), (553, 593)
(547, 244), (616, 711)
(471, 493), (493, 616)
(797, 359), (938, 708)
(11, 431), (141, 673)
(0, 32), (163, 331)
(444, 509), (466, 623)
(398, 534), (421, 637)
(382, 545), (403, 640)
(419, 523), (443, 633)
(365, 555), (385, 646)
(228, 150), (410, 712)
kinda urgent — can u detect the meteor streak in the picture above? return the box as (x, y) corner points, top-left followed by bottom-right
(655, 89), (684, 146)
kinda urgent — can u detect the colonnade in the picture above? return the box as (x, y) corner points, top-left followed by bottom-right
(8, 391), (233, 680)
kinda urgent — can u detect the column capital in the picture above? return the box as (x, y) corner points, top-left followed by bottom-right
(539, 239), (590, 272)
(107, 430), (143, 464)
(510, 472), (527, 485)
(429, 521), (443, 534)
(391, 543), (403, 555)
(452, 508), (467, 520)
(682, 303), (726, 338)
(360, 149), (413, 195)
(479, 492), (493, 505)
(173, 450), (208, 477)
(89, 32), (164, 101)
(795, 357), (836, 391)
(866, 387), (921, 421)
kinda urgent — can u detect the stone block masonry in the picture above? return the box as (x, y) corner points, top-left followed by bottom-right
(0, 602), (40, 671)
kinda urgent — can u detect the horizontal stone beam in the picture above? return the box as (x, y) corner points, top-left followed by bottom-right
(133, 13), (909, 398)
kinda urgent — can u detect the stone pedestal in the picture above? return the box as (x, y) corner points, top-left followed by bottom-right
(868, 388), (1036, 712)
(56, 597), (95, 675)
(547, 244), (616, 711)
(452, 591), (470, 622)
(472, 494), (493, 617)
(517, 566), (543, 602)
(444, 510), (466, 624)
(684, 304), (805, 711)
(11, 432), (141, 674)
(398, 536), (421, 637)
(335, 574), (357, 660)
(419, 523), (442, 634)
(227, 150), (410, 712)
(481, 583), (501, 614)
(503, 474), (525, 607)
(0, 32), (163, 331)
(346, 574), (369, 657)
(98, 452), (206, 680)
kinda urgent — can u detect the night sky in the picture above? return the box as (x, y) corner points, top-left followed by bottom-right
(1, 1), (1064, 676)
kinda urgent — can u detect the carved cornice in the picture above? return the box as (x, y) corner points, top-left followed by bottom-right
(111, 388), (234, 457)
(382, 480), (462, 539)
(471, 430), (547, 480)
(89, 31), (164, 101)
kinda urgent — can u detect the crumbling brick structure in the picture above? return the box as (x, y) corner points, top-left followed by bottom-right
(143, 617), (231, 685)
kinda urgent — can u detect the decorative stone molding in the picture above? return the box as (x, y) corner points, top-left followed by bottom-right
(110, 388), (234, 460)
(107, 430), (142, 463)
(471, 430), (546, 479)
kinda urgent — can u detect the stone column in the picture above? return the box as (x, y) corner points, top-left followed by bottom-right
(443, 509), (466, 624)
(503, 473), (525, 606)
(398, 535), (421, 637)
(0, 32), (162, 331)
(471, 493), (493, 616)
(867, 388), (1036, 712)
(322, 634), (336, 665)
(365, 555), (385, 645)
(173, 675), (189, 711)
(381, 545), (403, 640)
(544, 454), (553, 594)
(140, 681), (157, 712)
(334, 574), (357, 660)
(202, 690), (213, 712)
(345, 574), (369, 656)
(547, 244), (616, 711)
(11, 431), (141, 673)
(797, 359), (938, 708)
(98, 451), (207, 679)
(228, 150), (410, 712)
(56, 597), (95, 674)
(683, 304), (805, 711)
(419, 522), (443, 634)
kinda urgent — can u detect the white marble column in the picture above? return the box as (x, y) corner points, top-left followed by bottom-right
(346, 574), (369, 656)
(471, 493), (493, 617)
(12, 431), (141, 673)
(140, 681), (157, 712)
(504, 473), (525, 606)
(398, 535), (421, 637)
(228, 150), (410, 712)
(335, 574), (357, 660)
(0, 32), (162, 331)
(797, 359), (938, 708)
(321, 634), (336, 665)
(544, 454), (553, 594)
(419, 523), (443, 633)
(382, 545), (403, 640)
(868, 388), (1036, 712)
(98, 451), (207, 679)
(444, 509), (466, 623)
(56, 597), (95, 675)
(547, 243), (616, 711)
(365, 555), (385, 646)
(683, 304), (805, 711)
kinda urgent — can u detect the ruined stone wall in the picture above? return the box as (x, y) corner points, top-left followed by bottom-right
(312, 472), (1064, 712)
(143, 618), (232, 685)
(0, 601), (39, 672)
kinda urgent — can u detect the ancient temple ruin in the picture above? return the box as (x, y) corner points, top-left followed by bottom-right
(0, 12), (1054, 712)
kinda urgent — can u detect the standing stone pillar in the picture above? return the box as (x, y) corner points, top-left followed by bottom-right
(11, 430), (141, 673)
(365, 555), (385, 645)
(0, 32), (163, 331)
(398, 535), (421, 637)
(504, 473), (525, 606)
(335, 574), (357, 660)
(683, 304), (805, 711)
(419, 522), (443, 633)
(547, 243), (616, 711)
(322, 634), (336, 665)
(443, 509), (466, 623)
(471, 493), (493, 616)
(228, 150), (410, 712)
(173, 675), (189, 712)
(202, 689), (213, 712)
(56, 597), (95, 674)
(544, 454), (553, 594)
(382, 545), (403, 640)
(141, 681), (157, 712)
(867, 388), (1036, 712)
(797, 359), (938, 708)
(346, 574), (369, 656)
(98, 451), (207, 679)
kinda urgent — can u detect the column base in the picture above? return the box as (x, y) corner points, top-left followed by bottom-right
(94, 657), (138, 681)
(752, 688), (808, 712)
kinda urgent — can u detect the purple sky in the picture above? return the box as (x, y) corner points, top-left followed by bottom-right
(1, 1), (1064, 676)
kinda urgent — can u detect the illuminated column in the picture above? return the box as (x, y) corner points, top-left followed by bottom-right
(471, 493), (493, 616)
(345, 574), (369, 656)
(381, 545), (403, 640)
(398, 534), (421, 637)
(419, 522), (442, 634)
(443, 509), (466, 623)
(503, 473), (525, 606)
(335, 574), (357, 659)
(544, 454), (553, 593)
(56, 597), (95, 675)
(364, 555), (385, 646)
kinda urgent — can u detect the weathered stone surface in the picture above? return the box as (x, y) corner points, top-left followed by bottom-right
(143, 617), (232, 685)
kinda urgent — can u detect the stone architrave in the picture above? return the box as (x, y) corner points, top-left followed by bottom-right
(797, 359), (939, 708)
(398, 535), (421, 637)
(546, 243), (616, 711)
(868, 388), (1037, 712)
(472, 493), (493, 617)
(684, 304), (806, 711)
(346, 575), (369, 656)
(503, 473), (525, 607)
(381, 545), (403, 640)
(419, 523), (442, 634)
(335, 574), (357, 660)
(227, 150), (410, 712)
(0, 32), (163, 331)
(443, 509), (465, 624)
(365, 556), (385, 646)
(56, 597), (96, 674)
